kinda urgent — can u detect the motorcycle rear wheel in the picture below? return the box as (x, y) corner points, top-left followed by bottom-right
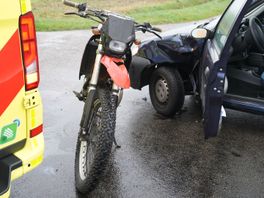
(75, 88), (116, 194)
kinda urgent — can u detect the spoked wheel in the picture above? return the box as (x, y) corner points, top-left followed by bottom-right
(75, 89), (116, 194)
(78, 103), (100, 182)
(149, 67), (184, 117)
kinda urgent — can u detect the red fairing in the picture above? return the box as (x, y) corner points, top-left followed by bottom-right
(101, 56), (130, 89)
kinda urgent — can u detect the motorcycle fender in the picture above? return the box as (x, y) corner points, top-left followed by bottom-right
(129, 56), (153, 90)
(101, 56), (130, 89)
(79, 35), (100, 79)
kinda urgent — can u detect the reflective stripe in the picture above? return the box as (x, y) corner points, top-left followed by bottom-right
(0, 30), (24, 117)
(0, 88), (27, 150)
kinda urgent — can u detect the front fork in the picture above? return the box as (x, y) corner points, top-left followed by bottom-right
(80, 39), (121, 147)
(89, 41), (120, 95)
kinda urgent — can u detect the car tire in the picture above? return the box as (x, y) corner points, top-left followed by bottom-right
(149, 67), (184, 117)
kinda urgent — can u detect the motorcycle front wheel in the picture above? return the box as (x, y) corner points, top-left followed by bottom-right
(75, 88), (116, 194)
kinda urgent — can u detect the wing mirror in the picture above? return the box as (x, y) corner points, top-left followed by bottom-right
(191, 28), (212, 39)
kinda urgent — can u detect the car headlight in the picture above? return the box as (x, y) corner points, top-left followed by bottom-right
(109, 40), (127, 53)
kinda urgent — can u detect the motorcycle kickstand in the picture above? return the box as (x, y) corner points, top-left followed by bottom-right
(113, 136), (121, 149)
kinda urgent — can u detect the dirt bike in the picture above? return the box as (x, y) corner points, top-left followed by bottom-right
(63, 0), (162, 194)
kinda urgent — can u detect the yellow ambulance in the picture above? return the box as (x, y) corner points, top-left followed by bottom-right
(0, 0), (44, 197)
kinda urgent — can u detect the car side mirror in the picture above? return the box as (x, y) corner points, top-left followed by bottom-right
(191, 28), (212, 39)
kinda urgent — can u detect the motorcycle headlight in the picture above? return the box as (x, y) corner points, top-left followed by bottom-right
(109, 40), (127, 53)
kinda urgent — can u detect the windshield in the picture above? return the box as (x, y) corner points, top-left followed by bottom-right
(213, 0), (248, 55)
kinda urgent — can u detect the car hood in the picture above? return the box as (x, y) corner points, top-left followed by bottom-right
(135, 18), (219, 68)
(143, 17), (220, 43)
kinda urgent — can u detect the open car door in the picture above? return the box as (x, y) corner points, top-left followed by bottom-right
(200, 0), (252, 139)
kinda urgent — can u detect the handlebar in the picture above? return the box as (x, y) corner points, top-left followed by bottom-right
(63, 1), (162, 37)
(151, 27), (162, 33)
(135, 23), (162, 33)
(63, 0), (79, 8)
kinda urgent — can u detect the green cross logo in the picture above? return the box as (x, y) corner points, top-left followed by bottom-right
(0, 120), (20, 145)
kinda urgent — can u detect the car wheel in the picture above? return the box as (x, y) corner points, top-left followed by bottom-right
(149, 67), (184, 117)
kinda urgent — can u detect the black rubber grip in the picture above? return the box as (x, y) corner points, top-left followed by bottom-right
(63, 0), (79, 8)
(152, 27), (162, 32)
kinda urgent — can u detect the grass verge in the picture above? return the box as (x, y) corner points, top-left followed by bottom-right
(32, 0), (231, 31)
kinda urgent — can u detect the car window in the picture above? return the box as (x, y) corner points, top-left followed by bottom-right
(213, 0), (248, 55)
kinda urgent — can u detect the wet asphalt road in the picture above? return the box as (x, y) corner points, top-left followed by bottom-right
(12, 23), (264, 198)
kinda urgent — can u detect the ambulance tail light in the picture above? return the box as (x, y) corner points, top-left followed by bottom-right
(19, 12), (40, 91)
